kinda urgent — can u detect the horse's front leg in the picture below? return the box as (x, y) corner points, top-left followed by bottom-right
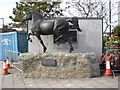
(36, 34), (47, 53)
(28, 33), (33, 42)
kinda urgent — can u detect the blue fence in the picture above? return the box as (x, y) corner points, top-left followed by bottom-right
(0, 32), (28, 61)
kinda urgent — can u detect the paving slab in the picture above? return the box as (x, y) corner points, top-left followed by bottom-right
(0, 62), (3, 90)
(2, 73), (14, 88)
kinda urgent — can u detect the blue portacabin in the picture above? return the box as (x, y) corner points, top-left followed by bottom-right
(0, 32), (28, 61)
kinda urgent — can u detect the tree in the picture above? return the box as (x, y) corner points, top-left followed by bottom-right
(65, 0), (106, 17)
(9, 2), (63, 28)
(2, 25), (17, 33)
(64, 0), (118, 33)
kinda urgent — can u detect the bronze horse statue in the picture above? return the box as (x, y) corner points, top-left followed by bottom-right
(22, 10), (82, 52)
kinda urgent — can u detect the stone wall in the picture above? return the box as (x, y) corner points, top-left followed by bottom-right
(19, 52), (100, 79)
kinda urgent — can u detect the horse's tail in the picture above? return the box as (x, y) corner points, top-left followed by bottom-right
(67, 17), (82, 32)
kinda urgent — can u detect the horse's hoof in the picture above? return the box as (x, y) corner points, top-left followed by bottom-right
(29, 39), (32, 42)
(70, 48), (74, 53)
(56, 42), (60, 46)
(43, 48), (47, 53)
(43, 50), (45, 53)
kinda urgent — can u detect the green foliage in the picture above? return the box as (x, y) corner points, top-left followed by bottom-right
(112, 26), (120, 36)
(9, 2), (63, 28)
(100, 26), (120, 70)
(102, 26), (120, 51)
(2, 25), (17, 33)
(104, 36), (120, 50)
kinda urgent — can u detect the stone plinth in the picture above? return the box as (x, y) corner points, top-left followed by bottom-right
(19, 52), (100, 79)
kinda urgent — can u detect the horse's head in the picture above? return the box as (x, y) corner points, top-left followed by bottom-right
(22, 11), (32, 21)
(22, 10), (43, 22)
(69, 17), (82, 32)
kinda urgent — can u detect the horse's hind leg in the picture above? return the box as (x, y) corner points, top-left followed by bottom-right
(55, 35), (63, 42)
(36, 34), (47, 53)
(55, 33), (73, 52)
(55, 35), (63, 45)
(62, 37), (74, 53)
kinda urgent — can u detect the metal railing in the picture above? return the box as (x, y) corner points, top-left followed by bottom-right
(7, 50), (22, 76)
(7, 50), (21, 62)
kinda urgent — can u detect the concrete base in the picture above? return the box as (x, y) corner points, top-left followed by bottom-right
(19, 51), (100, 79)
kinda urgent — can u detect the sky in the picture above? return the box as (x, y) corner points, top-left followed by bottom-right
(0, 0), (119, 29)
(0, 0), (18, 28)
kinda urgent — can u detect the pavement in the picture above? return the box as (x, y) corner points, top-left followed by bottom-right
(0, 61), (119, 89)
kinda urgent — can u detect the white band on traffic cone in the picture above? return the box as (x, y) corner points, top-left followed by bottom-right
(106, 61), (110, 69)
(6, 57), (11, 68)
(3, 60), (6, 69)
(6, 57), (10, 64)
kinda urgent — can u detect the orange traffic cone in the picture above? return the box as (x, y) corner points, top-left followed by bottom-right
(103, 56), (113, 78)
(6, 57), (11, 69)
(2, 59), (10, 75)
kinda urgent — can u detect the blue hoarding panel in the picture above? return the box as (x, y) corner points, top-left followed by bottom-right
(0, 32), (18, 60)
(0, 32), (28, 61)
(17, 32), (28, 53)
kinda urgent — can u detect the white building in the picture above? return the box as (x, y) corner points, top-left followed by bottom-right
(118, 1), (120, 25)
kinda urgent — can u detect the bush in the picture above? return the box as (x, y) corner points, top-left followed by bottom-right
(112, 26), (120, 36)
(100, 26), (120, 70)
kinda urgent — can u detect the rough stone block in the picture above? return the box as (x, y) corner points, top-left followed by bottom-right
(19, 51), (100, 78)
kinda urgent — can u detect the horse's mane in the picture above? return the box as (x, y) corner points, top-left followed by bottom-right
(30, 10), (43, 19)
